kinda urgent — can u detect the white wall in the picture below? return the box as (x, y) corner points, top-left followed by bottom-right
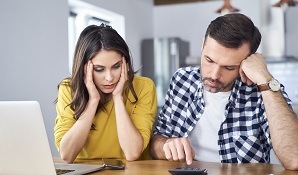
(0, 0), (69, 157)
(0, 0), (154, 157)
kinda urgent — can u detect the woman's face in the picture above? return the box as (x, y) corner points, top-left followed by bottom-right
(91, 50), (123, 94)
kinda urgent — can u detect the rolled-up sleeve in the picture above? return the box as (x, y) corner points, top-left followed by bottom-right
(54, 84), (76, 150)
(130, 77), (157, 150)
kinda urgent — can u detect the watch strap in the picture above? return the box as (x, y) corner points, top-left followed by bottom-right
(257, 83), (270, 92)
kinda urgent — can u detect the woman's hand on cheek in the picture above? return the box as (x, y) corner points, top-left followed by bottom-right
(84, 60), (101, 102)
(112, 57), (128, 98)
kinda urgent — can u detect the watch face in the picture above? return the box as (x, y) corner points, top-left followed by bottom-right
(269, 78), (280, 91)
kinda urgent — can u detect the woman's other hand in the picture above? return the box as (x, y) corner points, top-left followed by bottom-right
(84, 60), (101, 101)
(113, 57), (128, 97)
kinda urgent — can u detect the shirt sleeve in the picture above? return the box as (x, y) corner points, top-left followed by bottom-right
(153, 69), (181, 138)
(129, 77), (158, 150)
(54, 83), (76, 150)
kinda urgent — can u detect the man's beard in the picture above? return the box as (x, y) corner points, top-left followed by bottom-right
(202, 77), (236, 93)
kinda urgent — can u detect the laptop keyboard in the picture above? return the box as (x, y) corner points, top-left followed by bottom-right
(56, 169), (75, 175)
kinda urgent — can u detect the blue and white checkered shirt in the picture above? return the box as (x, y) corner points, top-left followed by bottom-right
(153, 66), (292, 163)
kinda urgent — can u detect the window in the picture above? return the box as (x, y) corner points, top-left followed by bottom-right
(68, 0), (125, 73)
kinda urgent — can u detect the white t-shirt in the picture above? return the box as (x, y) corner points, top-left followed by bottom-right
(188, 89), (231, 162)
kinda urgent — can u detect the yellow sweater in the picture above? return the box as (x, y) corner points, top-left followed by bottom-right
(54, 76), (157, 161)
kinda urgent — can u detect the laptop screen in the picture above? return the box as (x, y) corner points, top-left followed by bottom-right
(0, 101), (102, 175)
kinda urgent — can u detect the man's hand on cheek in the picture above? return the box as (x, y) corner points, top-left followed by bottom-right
(240, 53), (271, 86)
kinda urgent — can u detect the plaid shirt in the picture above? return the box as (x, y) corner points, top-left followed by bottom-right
(154, 66), (292, 163)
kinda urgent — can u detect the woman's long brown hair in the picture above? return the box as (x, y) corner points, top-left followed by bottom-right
(59, 24), (138, 120)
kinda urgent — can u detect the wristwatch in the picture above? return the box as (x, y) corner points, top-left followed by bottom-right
(257, 78), (281, 92)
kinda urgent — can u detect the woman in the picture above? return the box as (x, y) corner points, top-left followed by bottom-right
(54, 24), (157, 163)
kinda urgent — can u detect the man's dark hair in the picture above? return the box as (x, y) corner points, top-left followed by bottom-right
(204, 13), (261, 54)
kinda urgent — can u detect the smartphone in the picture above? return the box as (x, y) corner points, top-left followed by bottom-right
(168, 167), (208, 175)
(102, 158), (125, 170)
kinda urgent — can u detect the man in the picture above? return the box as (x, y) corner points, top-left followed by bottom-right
(150, 13), (298, 170)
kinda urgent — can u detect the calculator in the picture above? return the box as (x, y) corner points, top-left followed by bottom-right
(168, 167), (208, 175)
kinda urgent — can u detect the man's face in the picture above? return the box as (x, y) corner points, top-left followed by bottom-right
(200, 36), (250, 93)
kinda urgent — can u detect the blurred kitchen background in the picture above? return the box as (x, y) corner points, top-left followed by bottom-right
(1, 0), (297, 163)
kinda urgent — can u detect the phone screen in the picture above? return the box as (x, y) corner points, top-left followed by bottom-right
(102, 159), (125, 170)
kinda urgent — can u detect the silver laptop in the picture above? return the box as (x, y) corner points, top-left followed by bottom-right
(0, 101), (104, 175)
